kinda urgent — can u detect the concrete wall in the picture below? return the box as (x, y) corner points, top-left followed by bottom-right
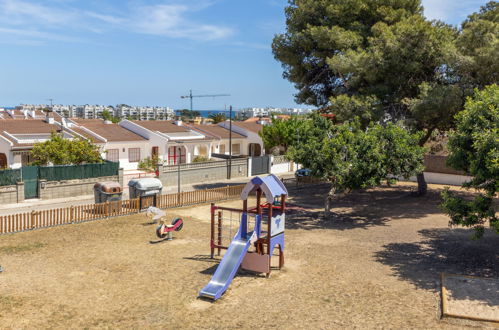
(271, 156), (295, 174)
(158, 159), (248, 188)
(0, 182), (24, 204)
(406, 172), (473, 186)
(39, 175), (119, 200)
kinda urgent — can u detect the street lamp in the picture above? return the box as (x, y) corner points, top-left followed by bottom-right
(176, 142), (184, 198)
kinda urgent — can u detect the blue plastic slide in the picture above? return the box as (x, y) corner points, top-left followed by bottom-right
(199, 229), (254, 300)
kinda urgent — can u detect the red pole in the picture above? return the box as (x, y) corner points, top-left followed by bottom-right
(210, 203), (215, 258)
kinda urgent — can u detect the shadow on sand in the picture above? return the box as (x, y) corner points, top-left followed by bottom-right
(375, 227), (499, 306)
(286, 183), (450, 231)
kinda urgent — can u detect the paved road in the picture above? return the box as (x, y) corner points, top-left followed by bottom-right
(0, 173), (295, 216)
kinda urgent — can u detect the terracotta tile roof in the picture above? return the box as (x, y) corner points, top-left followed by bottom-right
(0, 119), (64, 148)
(74, 119), (146, 142)
(231, 121), (263, 134)
(132, 120), (192, 133)
(244, 117), (271, 123)
(68, 126), (105, 143)
(188, 124), (246, 139)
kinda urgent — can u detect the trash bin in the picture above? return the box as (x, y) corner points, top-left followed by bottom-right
(94, 181), (123, 213)
(128, 178), (163, 209)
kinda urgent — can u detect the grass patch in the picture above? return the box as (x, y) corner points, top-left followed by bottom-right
(0, 242), (46, 254)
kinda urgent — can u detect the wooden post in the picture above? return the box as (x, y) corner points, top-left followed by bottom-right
(256, 188), (262, 214)
(31, 210), (36, 230)
(70, 205), (75, 223)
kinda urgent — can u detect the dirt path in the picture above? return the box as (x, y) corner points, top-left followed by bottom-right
(0, 183), (497, 329)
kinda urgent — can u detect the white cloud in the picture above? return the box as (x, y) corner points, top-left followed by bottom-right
(131, 4), (233, 40)
(0, 0), (234, 44)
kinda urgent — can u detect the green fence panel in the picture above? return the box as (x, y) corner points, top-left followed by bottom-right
(38, 161), (119, 181)
(0, 168), (22, 186)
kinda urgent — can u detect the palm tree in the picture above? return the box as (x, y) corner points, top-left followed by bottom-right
(208, 113), (227, 124)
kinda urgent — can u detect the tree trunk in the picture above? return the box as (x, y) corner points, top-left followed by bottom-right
(416, 172), (427, 196)
(325, 186), (336, 216)
(415, 127), (434, 197)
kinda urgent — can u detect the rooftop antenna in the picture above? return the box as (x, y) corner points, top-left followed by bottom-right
(46, 98), (54, 110)
(180, 90), (230, 111)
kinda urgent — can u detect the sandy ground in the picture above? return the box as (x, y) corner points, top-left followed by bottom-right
(0, 182), (497, 329)
(443, 275), (499, 321)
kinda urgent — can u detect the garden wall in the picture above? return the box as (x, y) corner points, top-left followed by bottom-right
(38, 175), (120, 200)
(158, 159), (248, 187)
(0, 183), (24, 204)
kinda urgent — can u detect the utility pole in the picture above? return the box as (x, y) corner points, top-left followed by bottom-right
(46, 98), (54, 110)
(180, 90), (230, 111)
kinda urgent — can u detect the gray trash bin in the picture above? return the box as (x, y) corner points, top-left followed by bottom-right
(127, 178), (163, 209)
(94, 182), (123, 213)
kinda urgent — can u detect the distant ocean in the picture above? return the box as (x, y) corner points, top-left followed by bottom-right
(1, 107), (238, 118)
(175, 110), (237, 119)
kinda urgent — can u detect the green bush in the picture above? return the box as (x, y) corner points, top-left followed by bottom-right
(192, 156), (210, 163)
(138, 155), (160, 172)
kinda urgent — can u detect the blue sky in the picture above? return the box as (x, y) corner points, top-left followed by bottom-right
(0, 0), (490, 110)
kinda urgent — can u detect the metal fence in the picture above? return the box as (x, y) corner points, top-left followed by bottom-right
(0, 168), (22, 186)
(163, 158), (247, 172)
(38, 161), (119, 181)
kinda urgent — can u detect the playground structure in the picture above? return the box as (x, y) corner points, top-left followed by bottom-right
(146, 206), (184, 240)
(199, 174), (288, 300)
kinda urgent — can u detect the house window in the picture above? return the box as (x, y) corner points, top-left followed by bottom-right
(106, 149), (119, 162)
(128, 148), (141, 162)
(168, 146), (186, 165)
(219, 144), (226, 154)
(20, 152), (32, 166)
(152, 146), (159, 158)
(232, 143), (240, 155)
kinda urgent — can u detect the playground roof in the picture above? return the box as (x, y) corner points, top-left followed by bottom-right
(240, 174), (288, 203)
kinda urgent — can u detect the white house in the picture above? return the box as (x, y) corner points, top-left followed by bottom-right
(0, 117), (77, 168)
(187, 124), (252, 157)
(119, 120), (214, 165)
(218, 121), (265, 156)
(68, 119), (150, 170)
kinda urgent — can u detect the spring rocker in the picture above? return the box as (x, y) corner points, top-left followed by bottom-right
(199, 174), (288, 300)
(146, 207), (184, 240)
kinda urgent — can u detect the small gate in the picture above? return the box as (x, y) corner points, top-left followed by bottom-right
(251, 156), (270, 176)
(22, 166), (39, 199)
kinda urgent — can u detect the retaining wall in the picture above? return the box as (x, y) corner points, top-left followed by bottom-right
(0, 183), (24, 204)
(158, 159), (248, 188)
(39, 175), (120, 200)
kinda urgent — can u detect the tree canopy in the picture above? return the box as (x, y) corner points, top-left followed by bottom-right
(102, 110), (120, 123)
(287, 114), (426, 213)
(208, 113), (227, 124)
(441, 84), (498, 238)
(30, 132), (103, 166)
(272, 0), (498, 194)
(259, 116), (302, 155)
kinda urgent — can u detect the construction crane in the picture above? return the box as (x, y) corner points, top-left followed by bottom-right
(180, 90), (230, 111)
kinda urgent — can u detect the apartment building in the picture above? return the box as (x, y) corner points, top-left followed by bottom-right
(115, 105), (174, 120)
(75, 105), (114, 119)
